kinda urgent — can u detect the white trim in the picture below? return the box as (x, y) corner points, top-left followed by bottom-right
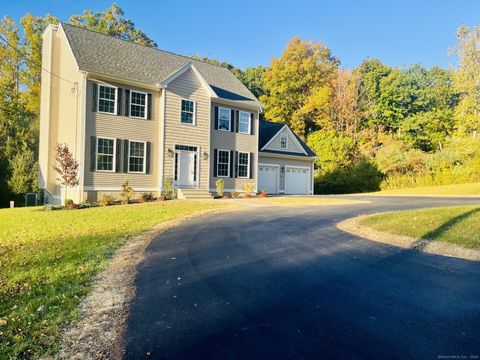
(311, 161), (315, 195)
(88, 73), (161, 91)
(238, 111), (251, 134)
(218, 107), (231, 132)
(78, 73), (88, 201)
(97, 83), (118, 115)
(216, 149), (230, 178)
(129, 89), (148, 119)
(127, 140), (147, 174)
(259, 151), (315, 161)
(258, 163), (280, 194)
(84, 186), (158, 192)
(173, 144), (200, 189)
(161, 63), (217, 98)
(95, 137), (116, 172)
(260, 125), (308, 155)
(284, 165), (311, 195)
(179, 98), (196, 125)
(237, 151), (250, 179)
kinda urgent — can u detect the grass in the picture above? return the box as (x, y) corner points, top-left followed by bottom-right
(359, 205), (480, 249)
(0, 200), (234, 359)
(366, 182), (480, 196)
(234, 196), (367, 206)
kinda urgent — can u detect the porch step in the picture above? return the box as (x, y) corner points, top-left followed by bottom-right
(177, 188), (213, 200)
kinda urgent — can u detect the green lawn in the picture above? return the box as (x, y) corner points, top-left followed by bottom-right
(0, 200), (234, 359)
(367, 182), (480, 196)
(359, 205), (480, 249)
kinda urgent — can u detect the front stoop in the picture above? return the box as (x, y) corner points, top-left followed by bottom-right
(177, 188), (214, 200)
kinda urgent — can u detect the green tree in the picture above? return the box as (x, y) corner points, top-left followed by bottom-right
(307, 130), (357, 173)
(451, 25), (480, 135)
(69, 3), (156, 47)
(261, 36), (339, 138)
(8, 149), (38, 194)
(238, 65), (267, 99)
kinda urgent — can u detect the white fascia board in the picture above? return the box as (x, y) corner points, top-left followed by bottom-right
(160, 63), (217, 98)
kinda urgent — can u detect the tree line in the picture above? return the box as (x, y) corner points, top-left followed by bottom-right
(1, 4), (480, 206)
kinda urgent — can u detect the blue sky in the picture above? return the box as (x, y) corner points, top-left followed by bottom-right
(2, 0), (479, 69)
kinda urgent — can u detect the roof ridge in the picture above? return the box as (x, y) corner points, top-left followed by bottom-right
(60, 22), (237, 73)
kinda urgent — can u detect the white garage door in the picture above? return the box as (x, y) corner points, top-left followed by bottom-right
(258, 165), (279, 194)
(285, 167), (310, 195)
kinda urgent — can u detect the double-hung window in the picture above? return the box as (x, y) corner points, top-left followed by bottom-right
(96, 138), (115, 172)
(218, 107), (231, 131)
(98, 85), (117, 114)
(237, 152), (250, 178)
(217, 150), (230, 177)
(239, 112), (251, 134)
(280, 133), (288, 149)
(181, 99), (195, 124)
(128, 141), (146, 173)
(130, 90), (147, 119)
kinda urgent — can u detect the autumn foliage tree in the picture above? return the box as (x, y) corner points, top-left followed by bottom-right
(53, 144), (79, 202)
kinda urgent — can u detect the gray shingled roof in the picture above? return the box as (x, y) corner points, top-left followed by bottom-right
(259, 120), (316, 157)
(61, 23), (262, 108)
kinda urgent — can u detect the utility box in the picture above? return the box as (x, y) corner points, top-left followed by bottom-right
(25, 193), (38, 207)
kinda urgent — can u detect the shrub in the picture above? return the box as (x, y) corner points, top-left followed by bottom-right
(230, 191), (240, 199)
(120, 179), (135, 204)
(243, 182), (255, 197)
(259, 188), (268, 197)
(215, 179), (224, 197)
(163, 179), (174, 200)
(64, 198), (74, 207)
(140, 193), (155, 202)
(78, 200), (92, 209)
(99, 194), (115, 207)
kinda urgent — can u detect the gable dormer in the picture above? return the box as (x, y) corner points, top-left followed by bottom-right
(261, 124), (307, 155)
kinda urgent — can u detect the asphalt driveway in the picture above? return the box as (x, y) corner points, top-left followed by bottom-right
(124, 196), (480, 359)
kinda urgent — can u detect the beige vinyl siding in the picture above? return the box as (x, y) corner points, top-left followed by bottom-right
(84, 80), (160, 190)
(258, 154), (314, 192)
(264, 128), (304, 153)
(163, 69), (210, 189)
(210, 102), (259, 191)
(38, 25), (83, 201)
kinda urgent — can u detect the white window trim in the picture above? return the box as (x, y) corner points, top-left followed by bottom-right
(280, 133), (288, 149)
(96, 136), (116, 173)
(97, 84), (118, 115)
(238, 111), (251, 134)
(129, 90), (148, 119)
(218, 107), (231, 132)
(237, 151), (250, 178)
(179, 98), (196, 126)
(127, 140), (147, 174)
(216, 149), (230, 178)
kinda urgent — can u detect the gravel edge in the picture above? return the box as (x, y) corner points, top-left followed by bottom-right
(51, 207), (238, 360)
(337, 215), (480, 262)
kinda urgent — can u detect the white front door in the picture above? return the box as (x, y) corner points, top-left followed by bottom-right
(178, 151), (195, 187)
(258, 165), (279, 194)
(285, 167), (310, 195)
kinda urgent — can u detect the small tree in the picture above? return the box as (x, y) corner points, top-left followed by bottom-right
(53, 143), (79, 204)
(215, 179), (224, 197)
(120, 179), (135, 204)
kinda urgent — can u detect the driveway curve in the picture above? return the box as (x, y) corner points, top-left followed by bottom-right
(124, 196), (480, 359)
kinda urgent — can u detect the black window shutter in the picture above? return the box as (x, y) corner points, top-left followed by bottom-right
(146, 142), (151, 173)
(115, 139), (122, 172)
(214, 106), (218, 130)
(250, 113), (255, 135)
(123, 139), (129, 172)
(229, 150), (234, 177)
(117, 89), (123, 115)
(92, 83), (97, 112)
(213, 149), (218, 177)
(147, 94), (152, 120)
(235, 111), (240, 133)
(230, 110), (235, 132)
(124, 90), (130, 117)
(90, 136), (96, 171)
(235, 151), (239, 178)
(249, 153), (254, 179)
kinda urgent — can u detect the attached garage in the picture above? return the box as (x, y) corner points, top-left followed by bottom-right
(258, 165), (280, 194)
(285, 166), (310, 194)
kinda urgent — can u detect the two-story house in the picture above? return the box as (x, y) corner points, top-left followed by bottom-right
(38, 23), (315, 203)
